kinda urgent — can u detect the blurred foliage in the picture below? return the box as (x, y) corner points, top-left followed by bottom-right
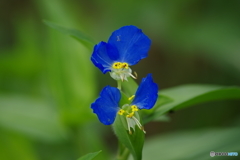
(141, 127), (240, 160)
(1, 0), (240, 160)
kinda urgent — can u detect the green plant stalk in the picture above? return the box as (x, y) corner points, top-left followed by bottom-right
(116, 80), (131, 160)
(116, 142), (130, 160)
(117, 80), (122, 90)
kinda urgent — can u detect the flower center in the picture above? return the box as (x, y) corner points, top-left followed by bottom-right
(117, 104), (145, 134)
(117, 105), (138, 117)
(110, 62), (137, 81)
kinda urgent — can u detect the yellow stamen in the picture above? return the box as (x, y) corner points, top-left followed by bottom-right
(112, 62), (122, 69)
(126, 112), (134, 118)
(118, 109), (125, 115)
(128, 95), (135, 101)
(131, 105), (139, 112)
(122, 62), (129, 69)
(112, 62), (129, 69)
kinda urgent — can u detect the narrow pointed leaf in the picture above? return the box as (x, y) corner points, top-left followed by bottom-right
(77, 150), (102, 160)
(153, 84), (240, 119)
(43, 20), (95, 49)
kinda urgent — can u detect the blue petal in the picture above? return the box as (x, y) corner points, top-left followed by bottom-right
(91, 42), (119, 74)
(131, 74), (158, 109)
(91, 86), (121, 125)
(108, 25), (151, 65)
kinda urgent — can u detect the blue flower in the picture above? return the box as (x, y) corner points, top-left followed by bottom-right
(91, 25), (151, 81)
(91, 74), (158, 133)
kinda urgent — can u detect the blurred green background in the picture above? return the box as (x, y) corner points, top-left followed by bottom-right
(1, 0), (240, 160)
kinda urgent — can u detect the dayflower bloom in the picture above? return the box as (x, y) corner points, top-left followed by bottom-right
(91, 74), (158, 133)
(91, 25), (151, 81)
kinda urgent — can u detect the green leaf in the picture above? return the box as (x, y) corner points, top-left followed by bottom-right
(77, 150), (102, 160)
(152, 84), (240, 120)
(43, 20), (95, 49)
(114, 90), (145, 160)
(113, 114), (144, 160)
(114, 91), (145, 160)
(141, 127), (240, 160)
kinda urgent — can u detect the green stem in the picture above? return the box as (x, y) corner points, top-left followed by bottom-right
(116, 143), (130, 160)
(117, 80), (122, 90)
